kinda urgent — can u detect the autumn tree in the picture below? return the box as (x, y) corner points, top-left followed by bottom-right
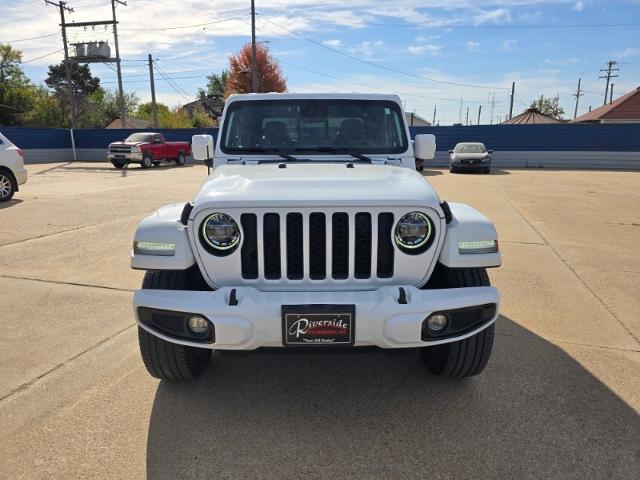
(528, 96), (565, 119)
(225, 43), (286, 96)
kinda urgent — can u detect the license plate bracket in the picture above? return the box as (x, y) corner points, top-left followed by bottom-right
(282, 304), (355, 346)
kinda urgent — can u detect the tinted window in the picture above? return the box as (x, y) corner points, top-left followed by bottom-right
(221, 99), (408, 154)
(455, 144), (486, 153)
(125, 133), (153, 143)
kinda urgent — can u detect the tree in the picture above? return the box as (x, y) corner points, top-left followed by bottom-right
(137, 102), (192, 128)
(21, 86), (67, 127)
(0, 44), (35, 125)
(226, 43), (286, 96)
(529, 96), (565, 119)
(205, 70), (228, 96)
(45, 62), (101, 98)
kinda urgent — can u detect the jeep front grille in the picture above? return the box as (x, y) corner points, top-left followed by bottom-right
(239, 211), (394, 281)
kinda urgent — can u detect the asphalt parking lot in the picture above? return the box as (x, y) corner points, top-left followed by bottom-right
(1, 162), (639, 479)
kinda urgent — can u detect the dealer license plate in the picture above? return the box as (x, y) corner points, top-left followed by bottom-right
(282, 305), (355, 346)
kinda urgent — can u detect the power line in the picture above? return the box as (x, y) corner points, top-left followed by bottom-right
(119, 12), (249, 32)
(153, 63), (192, 101)
(1, 32), (59, 43)
(263, 18), (509, 91)
(22, 49), (63, 63)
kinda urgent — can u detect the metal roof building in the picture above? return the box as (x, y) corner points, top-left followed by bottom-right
(502, 107), (563, 125)
(571, 86), (640, 123)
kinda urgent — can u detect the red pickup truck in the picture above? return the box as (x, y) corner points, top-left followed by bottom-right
(108, 132), (191, 169)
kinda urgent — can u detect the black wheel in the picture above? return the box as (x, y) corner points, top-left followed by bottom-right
(0, 170), (16, 202)
(420, 267), (495, 378)
(483, 168), (491, 174)
(449, 167), (456, 173)
(176, 152), (186, 166)
(138, 270), (212, 380)
(111, 161), (125, 169)
(141, 154), (153, 169)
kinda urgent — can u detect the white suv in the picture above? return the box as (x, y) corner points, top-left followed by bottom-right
(131, 93), (501, 381)
(0, 132), (28, 202)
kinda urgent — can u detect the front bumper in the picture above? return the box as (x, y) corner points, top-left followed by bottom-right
(108, 152), (143, 162)
(451, 159), (491, 170)
(133, 285), (499, 350)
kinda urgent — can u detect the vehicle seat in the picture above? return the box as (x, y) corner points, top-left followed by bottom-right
(336, 119), (367, 145)
(262, 121), (291, 146)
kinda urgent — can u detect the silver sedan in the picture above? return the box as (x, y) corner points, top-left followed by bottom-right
(449, 142), (493, 174)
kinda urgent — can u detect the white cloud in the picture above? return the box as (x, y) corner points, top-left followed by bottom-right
(473, 8), (511, 25)
(466, 41), (480, 52)
(502, 39), (518, 51)
(613, 47), (639, 58)
(573, 1), (584, 12)
(322, 39), (342, 48)
(408, 44), (442, 56)
(348, 40), (384, 59)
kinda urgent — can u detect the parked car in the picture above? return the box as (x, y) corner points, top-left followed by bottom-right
(130, 93), (501, 382)
(449, 142), (493, 173)
(0, 131), (28, 202)
(108, 132), (191, 169)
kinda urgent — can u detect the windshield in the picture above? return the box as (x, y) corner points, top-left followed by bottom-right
(220, 99), (408, 155)
(125, 133), (153, 143)
(455, 143), (486, 153)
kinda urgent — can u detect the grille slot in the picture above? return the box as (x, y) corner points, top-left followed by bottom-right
(354, 213), (372, 279)
(332, 213), (349, 279)
(377, 212), (395, 278)
(286, 213), (304, 280)
(263, 213), (281, 279)
(240, 214), (258, 279)
(309, 213), (326, 280)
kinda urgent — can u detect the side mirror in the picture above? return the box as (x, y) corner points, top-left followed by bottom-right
(154, 138), (161, 143)
(448, 150), (454, 154)
(413, 134), (437, 161)
(192, 134), (214, 161)
(488, 149), (494, 154)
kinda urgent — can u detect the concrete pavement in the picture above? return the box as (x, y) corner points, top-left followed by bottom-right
(1, 163), (639, 479)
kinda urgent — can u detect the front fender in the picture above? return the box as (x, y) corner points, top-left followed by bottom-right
(131, 203), (195, 270)
(438, 202), (501, 268)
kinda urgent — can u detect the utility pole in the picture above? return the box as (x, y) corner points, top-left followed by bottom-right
(477, 105), (482, 125)
(250, 0), (257, 93)
(46, 0), (76, 129)
(508, 81), (515, 120)
(573, 78), (583, 119)
(489, 92), (496, 124)
(610, 83), (614, 104)
(111, 0), (127, 127)
(458, 97), (463, 123)
(599, 60), (619, 106)
(432, 104), (436, 125)
(465, 106), (469, 125)
(148, 53), (158, 128)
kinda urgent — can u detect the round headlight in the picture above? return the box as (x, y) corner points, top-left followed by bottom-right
(395, 211), (433, 252)
(201, 213), (240, 251)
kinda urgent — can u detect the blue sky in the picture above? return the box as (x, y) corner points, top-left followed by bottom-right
(3, 0), (640, 124)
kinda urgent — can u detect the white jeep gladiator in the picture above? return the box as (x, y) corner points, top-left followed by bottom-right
(131, 93), (501, 381)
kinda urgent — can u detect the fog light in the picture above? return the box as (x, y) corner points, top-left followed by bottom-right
(187, 316), (209, 333)
(427, 314), (448, 332)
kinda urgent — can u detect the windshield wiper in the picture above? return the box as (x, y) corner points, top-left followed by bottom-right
(293, 147), (372, 163)
(227, 147), (300, 162)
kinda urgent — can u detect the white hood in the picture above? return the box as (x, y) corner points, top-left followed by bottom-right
(192, 163), (441, 211)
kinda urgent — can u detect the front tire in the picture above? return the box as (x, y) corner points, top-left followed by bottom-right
(0, 170), (16, 202)
(141, 154), (153, 169)
(137, 270), (212, 380)
(420, 267), (495, 378)
(111, 161), (125, 169)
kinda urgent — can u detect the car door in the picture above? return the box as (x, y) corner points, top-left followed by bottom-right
(151, 134), (166, 160)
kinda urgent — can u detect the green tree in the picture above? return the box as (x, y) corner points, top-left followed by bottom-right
(45, 62), (101, 97)
(529, 96), (565, 119)
(204, 70), (228, 96)
(189, 109), (216, 127)
(0, 44), (35, 125)
(21, 86), (67, 127)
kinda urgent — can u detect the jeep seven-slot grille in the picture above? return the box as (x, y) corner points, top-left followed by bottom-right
(240, 212), (395, 281)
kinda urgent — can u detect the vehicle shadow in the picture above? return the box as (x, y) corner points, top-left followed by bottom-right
(146, 315), (640, 479)
(451, 169), (511, 175)
(0, 198), (23, 209)
(420, 169), (443, 177)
